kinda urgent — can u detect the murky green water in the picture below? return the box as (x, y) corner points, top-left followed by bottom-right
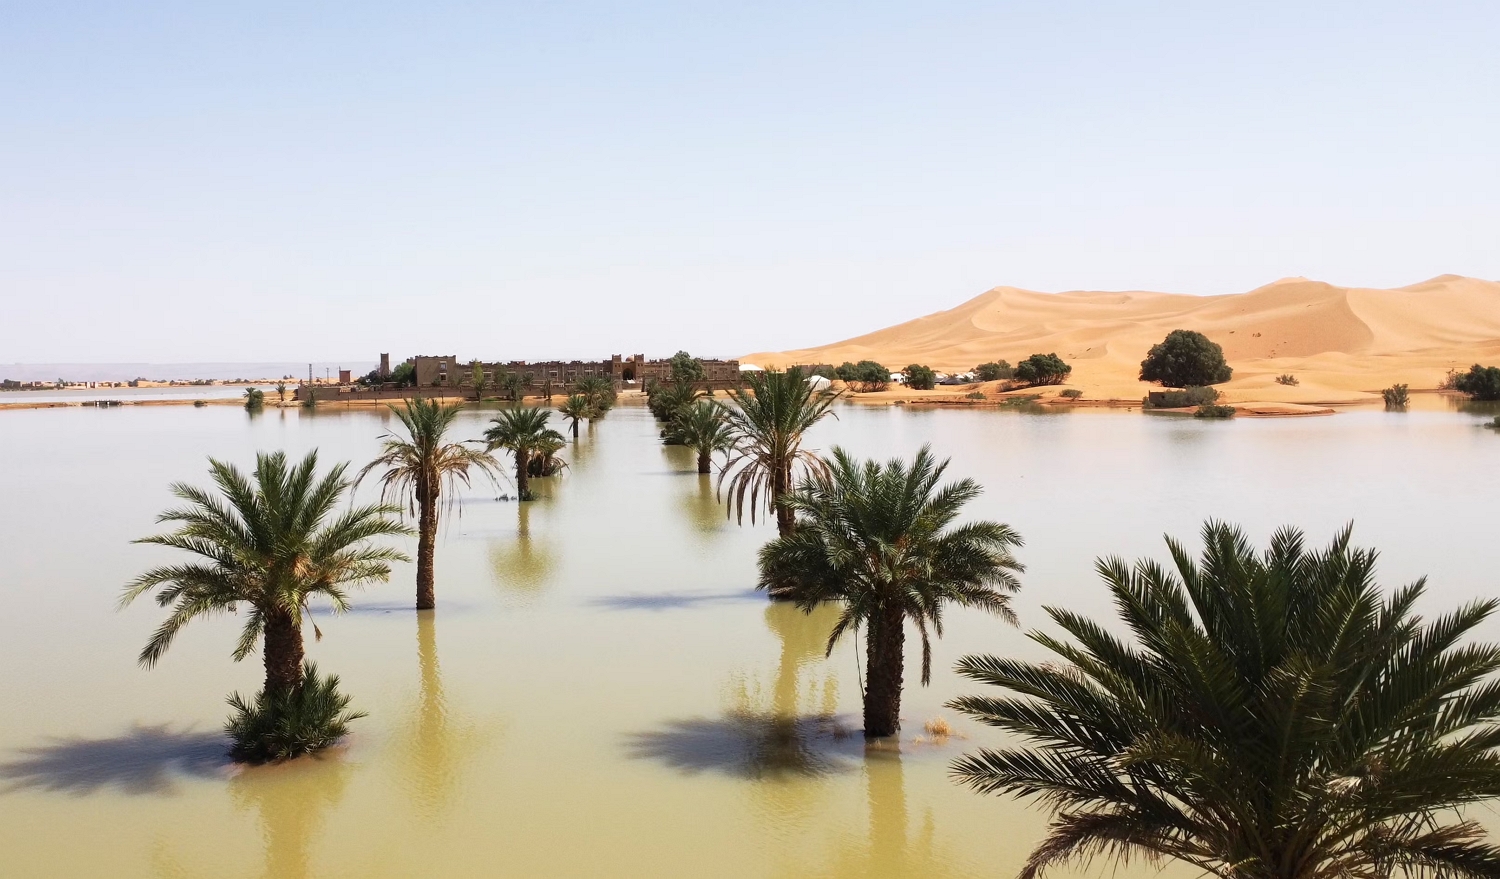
(1, 399), (1496, 877)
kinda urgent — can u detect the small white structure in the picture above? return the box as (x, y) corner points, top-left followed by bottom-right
(739, 363), (765, 372)
(806, 374), (832, 391)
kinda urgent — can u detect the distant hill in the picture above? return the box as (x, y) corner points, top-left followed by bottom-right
(0, 361), (376, 383)
(741, 275), (1500, 402)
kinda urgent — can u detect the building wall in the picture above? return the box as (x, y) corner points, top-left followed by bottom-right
(409, 353), (741, 390)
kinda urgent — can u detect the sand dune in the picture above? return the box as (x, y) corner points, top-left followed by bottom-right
(742, 275), (1500, 404)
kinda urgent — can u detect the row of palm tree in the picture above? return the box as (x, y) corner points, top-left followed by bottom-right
(122, 371), (1500, 878)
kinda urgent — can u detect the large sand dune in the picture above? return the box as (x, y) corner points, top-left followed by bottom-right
(742, 275), (1500, 404)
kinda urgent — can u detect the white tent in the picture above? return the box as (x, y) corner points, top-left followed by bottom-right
(739, 363), (765, 371)
(806, 374), (832, 391)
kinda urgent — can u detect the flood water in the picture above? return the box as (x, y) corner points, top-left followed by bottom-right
(1, 399), (1496, 878)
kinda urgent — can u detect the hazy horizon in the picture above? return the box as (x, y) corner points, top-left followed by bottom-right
(5, 2), (1498, 363)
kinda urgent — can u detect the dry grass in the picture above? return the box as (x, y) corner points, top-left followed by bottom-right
(924, 716), (953, 738)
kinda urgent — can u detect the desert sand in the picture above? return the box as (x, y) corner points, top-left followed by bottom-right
(742, 275), (1500, 407)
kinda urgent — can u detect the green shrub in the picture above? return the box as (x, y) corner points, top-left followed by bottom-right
(903, 364), (937, 391)
(965, 391), (986, 400)
(974, 361), (1013, 382)
(1195, 403), (1236, 419)
(1140, 330), (1233, 387)
(243, 388), (264, 411)
(1382, 384), (1410, 410)
(1486, 416), (1500, 431)
(1451, 364), (1500, 401)
(835, 360), (890, 392)
(1059, 388), (1083, 399)
(1014, 353), (1071, 386)
(1275, 374), (1299, 386)
(226, 662), (366, 763)
(1145, 386), (1220, 409)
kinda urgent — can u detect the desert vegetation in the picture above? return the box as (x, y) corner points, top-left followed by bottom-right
(1448, 364), (1500, 400)
(974, 361), (1013, 381)
(758, 445), (1023, 738)
(1382, 383), (1410, 410)
(665, 400), (734, 473)
(903, 364), (936, 390)
(121, 451), (408, 761)
(834, 360), (890, 392)
(1140, 329), (1233, 387)
(1013, 353), (1071, 386)
(950, 522), (1500, 879)
(718, 367), (840, 536)
(359, 398), (501, 609)
(484, 406), (565, 501)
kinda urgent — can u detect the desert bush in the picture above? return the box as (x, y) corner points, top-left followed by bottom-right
(1195, 403), (1235, 419)
(1059, 388), (1083, 399)
(1145, 386), (1219, 409)
(903, 364), (937, 391)
(965, 391), (986, 400)
(974, 361), (1013, 382)
(1487, 416), (1500, 431)
(1013, 353), (1071, 386)
(1382, 384), (1410, 410)
(243, 388), (264, 411)
(835, 360), (890, 392)
(1140, 330), (1233, 387)
(1451, 364), (1500, 401)
(1275, 374), (1299, 386)
(226, 662), (366, 763)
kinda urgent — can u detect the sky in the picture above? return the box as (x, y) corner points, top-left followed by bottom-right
(3, 1), (1498, 364)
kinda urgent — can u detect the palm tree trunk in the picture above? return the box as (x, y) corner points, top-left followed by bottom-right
(262, 607), (305, 698)
(572, 421), (579, 439)
(773, 460), (794, 537)
(863, 605), (905, 738)
(697, 448), (711, 474)
(515, 449), (530, 500)
(416, 482), (438, 610)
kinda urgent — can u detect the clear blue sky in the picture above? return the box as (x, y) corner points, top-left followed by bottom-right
(3, 1), (1497, 363)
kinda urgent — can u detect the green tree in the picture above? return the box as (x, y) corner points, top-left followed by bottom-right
(759, 445), (1023, 738)
(244, 387), (265, 411)
(470, 361), (489, 402)
(121, 451), (408, 755)
(719, 367), (841, 536)
(557, 394), (593, 438)
(1452, 364), (1500, 401)
(574, 376), (615, 415)
(358, 399), (501, 609)
(669, 350), (707, 384)
(904, 364), (937, 390)
(950, 521), (1500, 879)
(484, 406), (565, 501)
(274, 382), (288, 404)
(1139, 329), (1233, 387)
(835, 360), (890, 392)
(1014, 353), (1072, 386)
(390, 361), (417, 387)
(648, 380), (705, 424)
(974, 361), (1013, 382)
(666, 400), (735, 473)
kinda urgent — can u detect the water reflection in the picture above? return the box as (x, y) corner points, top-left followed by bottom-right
(678, 473), (726, 536)
(231, 756), (350, 879)
(488, 502), (558, 598)
(397, 612), (492, 819)
(810, 748), (961, 879)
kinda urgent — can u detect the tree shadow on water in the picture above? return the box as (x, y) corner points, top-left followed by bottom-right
(624, 711), (859, 780)
(0, 724), (229, 796)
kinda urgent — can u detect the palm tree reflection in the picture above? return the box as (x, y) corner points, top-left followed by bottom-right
(399, 611), (492, 820)
(678, 473), (726, 536)
(230, 757), (349, 879)
(488, 502), (557, 600)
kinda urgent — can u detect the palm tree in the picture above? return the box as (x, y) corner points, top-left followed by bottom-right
(759, 445), (1024, 738)
(484, 405), (564, 501)
(557, 394), (593, 439)
(121, 450), (409, 699)
(574, 376), (615, 418)
(358, 398), (501, 609)
(667, 400), (735, 473)
(244, 387), (265, 411)
(648, 380), (705, 423)
(949, 522), (1500, 879)
(720, 367), (841, 536)
(274, 382), (287, 404)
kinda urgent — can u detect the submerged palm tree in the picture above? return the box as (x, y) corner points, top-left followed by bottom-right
(667, 400), (735, 473)
(574, 376), (615, 417)
(359, 398), (501, 609)
(949, 521), (1500, 879)
(759, 445), (1024, 738)
(121, 450), (408, 699)
(274, 382), (288, 404)
(720, 367), (841, 536)
(557, 394), (593, 439)
(484, 406), (564, 501)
